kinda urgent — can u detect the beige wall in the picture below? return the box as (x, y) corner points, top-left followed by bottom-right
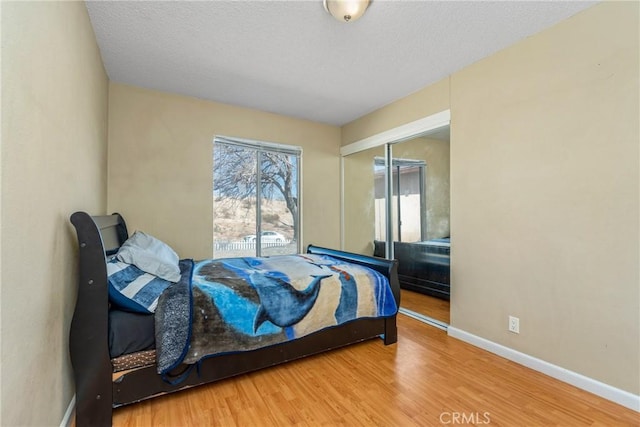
(1, 2), (109, 425)
(107, 84), (341, 260)
(342, 1), (639, 395)
(343, 145), (385, 254)
(450, 1), (639, 394)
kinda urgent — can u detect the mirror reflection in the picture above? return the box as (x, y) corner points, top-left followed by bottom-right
(343, 126), (450, 326)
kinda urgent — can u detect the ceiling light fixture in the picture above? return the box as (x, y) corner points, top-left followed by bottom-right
(323, 0), (370, 23)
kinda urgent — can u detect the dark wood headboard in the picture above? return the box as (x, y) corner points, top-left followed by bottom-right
(73, 212), (129, 256)
(68, 211), (129, 426)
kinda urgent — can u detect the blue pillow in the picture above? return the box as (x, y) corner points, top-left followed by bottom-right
(107, 258), (173, 314)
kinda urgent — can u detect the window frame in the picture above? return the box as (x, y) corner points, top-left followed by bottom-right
(213, 135), (302, 257)
(374, 156), (427, 242)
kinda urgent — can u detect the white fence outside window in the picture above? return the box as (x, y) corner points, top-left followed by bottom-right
(213, 240), (292, 252)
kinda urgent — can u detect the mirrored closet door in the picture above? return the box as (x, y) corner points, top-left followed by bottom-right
(342, 123), (451, 328)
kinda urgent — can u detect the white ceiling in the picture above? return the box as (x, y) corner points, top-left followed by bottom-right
(86, 0), (598, 126)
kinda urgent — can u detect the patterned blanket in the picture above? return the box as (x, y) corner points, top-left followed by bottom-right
(155, 254), (397, 375)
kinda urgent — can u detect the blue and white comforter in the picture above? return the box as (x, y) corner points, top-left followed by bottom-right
(154, 253), (397, 375)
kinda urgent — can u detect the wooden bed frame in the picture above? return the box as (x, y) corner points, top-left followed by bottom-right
(69, 211), (400, 427)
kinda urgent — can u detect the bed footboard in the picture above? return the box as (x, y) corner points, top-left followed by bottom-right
(306, 244), (400, 344)
(306, 244), (401, 310)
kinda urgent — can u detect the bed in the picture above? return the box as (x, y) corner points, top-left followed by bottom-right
(69, 211), (400, 426)
(374, 239), (450, 300)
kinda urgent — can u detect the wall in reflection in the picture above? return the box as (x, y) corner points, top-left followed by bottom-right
(343, 133), (450, 253)
(343, 145), (384, 255)
(376, 136), (450, 242)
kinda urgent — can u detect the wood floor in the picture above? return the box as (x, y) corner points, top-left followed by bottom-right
(400, 289), (450, 324)
(110, 314), (638, 426)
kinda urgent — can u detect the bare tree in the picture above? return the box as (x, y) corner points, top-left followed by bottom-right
(214, 143), (298, 236)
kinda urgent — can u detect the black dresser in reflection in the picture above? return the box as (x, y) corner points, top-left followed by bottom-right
(374, 239), (450, 300)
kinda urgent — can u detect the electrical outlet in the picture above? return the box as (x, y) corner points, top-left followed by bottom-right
(508, 316), (520, 334)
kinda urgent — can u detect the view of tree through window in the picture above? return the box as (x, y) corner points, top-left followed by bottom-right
(213, 137), (301, 258)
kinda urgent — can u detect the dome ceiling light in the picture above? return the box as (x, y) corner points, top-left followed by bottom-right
(323, 0), (371, 23)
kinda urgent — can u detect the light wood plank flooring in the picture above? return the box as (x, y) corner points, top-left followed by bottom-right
(109, 315), (638, 426)
(401, 289), (450, 324)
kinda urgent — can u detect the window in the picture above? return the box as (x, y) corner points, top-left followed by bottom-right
(213, 136), (301, 258)
(374, 157), (426, 243)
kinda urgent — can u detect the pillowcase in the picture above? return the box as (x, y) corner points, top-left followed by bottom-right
(117, 231), (181, 282)
(107, 258), (172, 314)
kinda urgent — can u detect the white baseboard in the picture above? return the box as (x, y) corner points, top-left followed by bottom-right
(60, 395), (75, 427)
(447, 327), (640, 412)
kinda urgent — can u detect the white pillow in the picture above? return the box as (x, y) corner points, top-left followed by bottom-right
(116, 231), (181, 282)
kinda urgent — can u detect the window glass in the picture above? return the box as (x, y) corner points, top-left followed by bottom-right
(213, 137), (301, 258)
